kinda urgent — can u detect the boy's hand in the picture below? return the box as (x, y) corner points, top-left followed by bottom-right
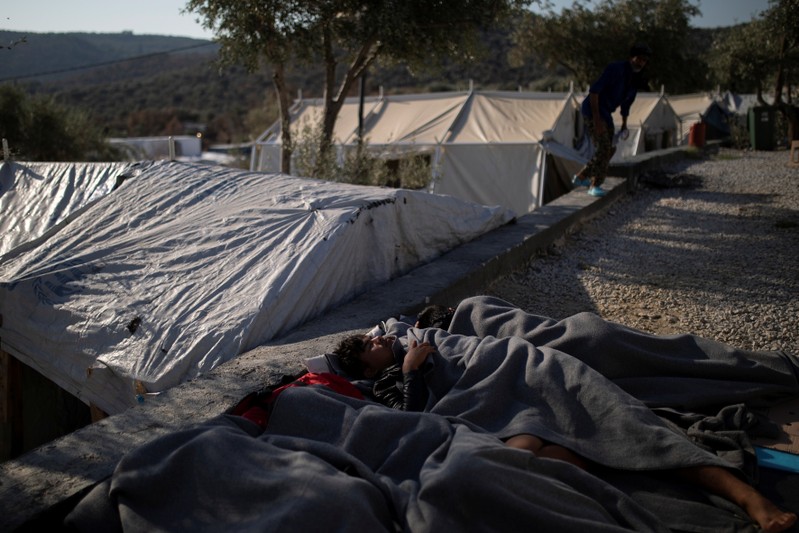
(403, 340), (435, 373)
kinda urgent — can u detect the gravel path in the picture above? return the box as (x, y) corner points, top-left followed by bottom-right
(486, 148), (799, 356)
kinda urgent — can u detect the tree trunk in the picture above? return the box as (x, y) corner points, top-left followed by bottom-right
(772, 35), (799, 142)
(317, 26), (338, 176)
(317, 28), (379, 177)
(272, 62), (292, 175)
(772, 35), (788, 105)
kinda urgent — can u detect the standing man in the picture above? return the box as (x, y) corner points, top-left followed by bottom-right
(573, 43), (652, 197)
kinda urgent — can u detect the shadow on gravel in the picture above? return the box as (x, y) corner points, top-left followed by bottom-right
(605, 188), (799, 304)
(487, 174), (799, 332)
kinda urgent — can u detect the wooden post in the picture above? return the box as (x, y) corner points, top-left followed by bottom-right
(89, 404), (108, 422)
(1, 349), (24, 460)
(790, 140), (799, 167)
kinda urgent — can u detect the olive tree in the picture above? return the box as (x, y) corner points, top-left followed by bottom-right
(0, 85), (115, 161)
(710, 0), (799, 140)
(185, 0), (530, 175)
(510, 0), (703, 93)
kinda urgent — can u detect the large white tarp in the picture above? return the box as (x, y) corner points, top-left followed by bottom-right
(0, 161), (133, 256)
(0, 160), (513, 414)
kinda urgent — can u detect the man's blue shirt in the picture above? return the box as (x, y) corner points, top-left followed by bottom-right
(581, 60), (639, 128)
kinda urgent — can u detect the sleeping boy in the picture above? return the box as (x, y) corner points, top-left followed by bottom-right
(333, 326), (588, 469)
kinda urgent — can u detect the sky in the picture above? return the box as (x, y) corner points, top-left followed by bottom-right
(535, 0), (770, 27)
(1, 0), (772, 40)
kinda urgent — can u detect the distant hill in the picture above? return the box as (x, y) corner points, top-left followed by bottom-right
(0, 31), (276, 142)
(0, 30), (555, 143)
(0, 31), (216, 81)
(0, 27), (723, 144)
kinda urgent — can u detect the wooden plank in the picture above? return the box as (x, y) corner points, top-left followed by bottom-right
(753, 396), (799, 455)
(1, 349), (24, 459)
(0, 350), (9, 423)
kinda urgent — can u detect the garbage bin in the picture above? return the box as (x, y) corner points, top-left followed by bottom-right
(748, 106), (776, 150)
(689, 122), (706, 148)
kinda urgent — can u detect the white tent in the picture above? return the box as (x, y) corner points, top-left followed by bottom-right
(718, 91), (780, 139)
(109, 136), (202, 160)
(668, 93), (730, 144)
(719, 92), (764, 116)
(252, 90), (589, 215)
(0, 160), (513, 414)
(610, 92), (680, 161)
(669, 93), (715, 144)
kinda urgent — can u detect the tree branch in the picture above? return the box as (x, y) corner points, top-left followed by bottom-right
(334, 35), (380, 104)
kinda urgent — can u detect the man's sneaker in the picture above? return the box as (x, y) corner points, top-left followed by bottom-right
(588, 186), (607, 197)
(572, 175), (591, 187)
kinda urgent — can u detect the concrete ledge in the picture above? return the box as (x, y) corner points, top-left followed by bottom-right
(608, 143), (719, 190)
(1, 147), (691, 529)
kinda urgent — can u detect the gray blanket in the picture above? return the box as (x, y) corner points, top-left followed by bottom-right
(447, 296), (799, 410)
(68, 296), (799, 532)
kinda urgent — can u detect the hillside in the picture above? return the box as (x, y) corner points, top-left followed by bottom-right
(0, 31), (214, 81)
(0, 27), (722, 145)
(0, 29), (555, 143)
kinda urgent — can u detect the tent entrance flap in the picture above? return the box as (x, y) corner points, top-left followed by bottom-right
(437, 144), (543, 214)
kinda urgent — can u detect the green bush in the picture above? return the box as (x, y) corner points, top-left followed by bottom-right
(292, 121), (435, 190)
(726, 115), (750, 150)
(0, 84), (121, 161)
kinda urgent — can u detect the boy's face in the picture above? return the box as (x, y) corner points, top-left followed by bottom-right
(359, 335), (396, 378)
(630, 55), (648, 72)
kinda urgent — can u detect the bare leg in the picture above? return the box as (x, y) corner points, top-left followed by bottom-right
(505, 434), (588, 470)
(675, 465), (797, 533)
(506, 433), (795, 530)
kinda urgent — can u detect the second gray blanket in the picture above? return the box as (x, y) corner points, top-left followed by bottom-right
(445, 296), (799, 410)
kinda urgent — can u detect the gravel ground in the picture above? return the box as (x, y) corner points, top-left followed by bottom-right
(486, 148), (799, 356)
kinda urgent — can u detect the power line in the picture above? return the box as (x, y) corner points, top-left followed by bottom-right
(1, 41), (218, 82)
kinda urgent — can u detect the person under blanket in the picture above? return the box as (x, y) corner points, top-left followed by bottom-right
(332, 310), (798, 532)
(447, 296), (799, 410)
(334, 333), (590, 470)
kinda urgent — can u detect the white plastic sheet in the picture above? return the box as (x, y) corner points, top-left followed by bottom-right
(0, 161), (513, 414)
(0, 161), (132, 256)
